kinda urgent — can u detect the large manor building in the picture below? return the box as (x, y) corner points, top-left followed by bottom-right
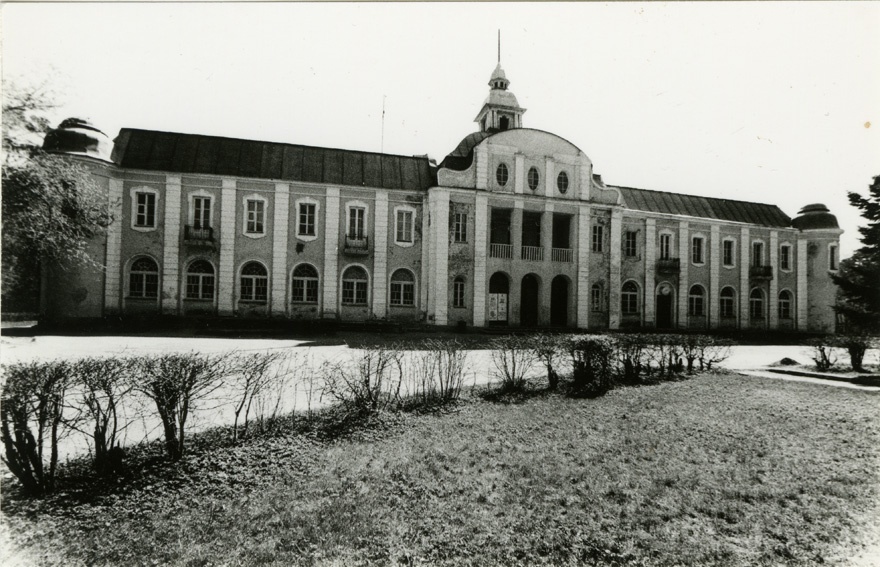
(41, 63), (842, 332)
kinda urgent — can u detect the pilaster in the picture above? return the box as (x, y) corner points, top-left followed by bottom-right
(162, 175), (182, 314)
(644, 218), (656, 326)
(218, 178), (237, 316)
(677, 221), (690, 328)
(740, 227), (751, 325)
(608, 209), (623, 329)
(104, 178), (124, 314)
(709, 225), (720, 329)
(512, 200), (524, 258)
(541, 202), (554, 263)
(431, 190), (450, 325)
(576, 205), (591, 328)
(544, 158), (555, 196)
(796, 238), (808, 329)
(371, 191), (389, 318)
(475, 146), (488, 190)
(769, 230), (779, 329)
(271, 183), (290, 316)
(473, 194), (489, 326)
(514, 154), (525, 195)
(322, 187), (340, 318)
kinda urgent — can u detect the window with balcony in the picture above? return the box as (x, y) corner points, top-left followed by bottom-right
(749, 288), (765, 319)
(752, 241), (764, 267)
(192, 196), (211, 229)
(659, 232), (672, 260)
(521, 211), (542, 261)
(348, 206), (366, 239)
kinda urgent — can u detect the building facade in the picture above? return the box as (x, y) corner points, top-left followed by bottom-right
(41, 64), (842, 332)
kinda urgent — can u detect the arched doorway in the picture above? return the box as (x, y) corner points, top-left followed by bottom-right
(520, 274), (540, 327)
(550, 275), (569, 327)
(656, 282), (675, 329)
(488, 272), (509, 325)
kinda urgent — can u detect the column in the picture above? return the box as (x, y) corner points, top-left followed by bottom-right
(644, 218), (656, 326)
(796, 238), (808, 330)
(472, 195), (489, 326)
(430, 190), (450, 325)
(322, 187), (340, 318)
(419, 200), (430, 311)
(677, 221), (690, 328)
(161, 175), (182, 314)
(769, 230), (779, 329)
(372, 190), (389, 319)
(608, 209), (623, 329)
(512, 200), (524, 261)
(218, 179), (237, 316)
(104, 178), (124, 314)
(709, 225), (720, 329)
(475, 146), (488, 191)
(575, 205), (591, 328)
(270, 183), (289, 316)
(739, 227), (751, 326)
(541, 202), (554, 263)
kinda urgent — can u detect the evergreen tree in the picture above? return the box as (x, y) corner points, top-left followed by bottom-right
(832, 176), (880, 332)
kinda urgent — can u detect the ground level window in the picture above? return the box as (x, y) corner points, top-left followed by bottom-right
(129, 257), (159, 298)
(389, 269), (415, 306)
(342, 266), (369, 305)
(240, 262), (268, 302)
(291, 264), (319, 303)
(778, 290), (793, 319)
(720, 287), (736, 318)
(591, 283), (605, 312)
(453, 277), (466, 308)
(621, 281), (639, 315)
(185, 260), (215, 300)
(749, 288), (765, 319)
(688, 285), (705, 316)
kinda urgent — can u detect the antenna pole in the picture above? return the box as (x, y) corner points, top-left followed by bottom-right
(381, 95), (386, 153)
(497, 30), (500, 63)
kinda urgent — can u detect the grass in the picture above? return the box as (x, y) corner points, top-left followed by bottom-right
(3, 372), (879, 566)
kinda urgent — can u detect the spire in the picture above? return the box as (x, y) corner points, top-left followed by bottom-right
(474, 44), (526, 133)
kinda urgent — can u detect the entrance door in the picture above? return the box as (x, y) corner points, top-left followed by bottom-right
(488, 273), (509, 324)
(550, 276), (568, 327)
(656, 286), (674, 329)
(520, 274), (540, 327)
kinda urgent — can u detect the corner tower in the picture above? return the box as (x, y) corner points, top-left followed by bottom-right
(474, 62), (526, 133)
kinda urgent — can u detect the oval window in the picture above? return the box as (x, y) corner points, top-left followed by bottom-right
(496, 163), (509, 187)
(527, 167), (540, 190)
(557, 171), (569, 193)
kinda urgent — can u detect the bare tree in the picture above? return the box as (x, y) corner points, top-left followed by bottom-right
(489, 336), (536, 393)
(228, 350), (292, 441)
(322, 346), (404, 414)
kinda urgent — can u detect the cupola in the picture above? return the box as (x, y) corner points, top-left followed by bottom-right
(474, 62), (526, 133)
(791, 203), (840, 231)
(42, 117), (113, 162)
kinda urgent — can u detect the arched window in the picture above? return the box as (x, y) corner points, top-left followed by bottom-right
(749, 288), (765, 320)
(557, 171), (569, 193)
(621, 281), (639, 315)
(496, 163), (509, 187)
(452, 276), (466, 308)
(591, 282), (605, 312)
(342, 266), (369, 305)
(688, 285), (705, 316)
(240, 262), (268, 302)
(527, 167), (540, 191)
(778, 290), (793, 320)
(390, 269), (415, 306)
(185, 260), (214, 300)
(720, 287), (736, 318)
(129, 257), (159, 298)
(292, 264), (319, 304)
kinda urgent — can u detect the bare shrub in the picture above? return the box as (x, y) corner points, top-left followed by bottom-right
(566, 335), (615, 395)
(649, 334), (685, 379)
(0, 361), (76, 495)
(404, 339), (470, 404)
(130, 352), (232, 461)
(807, 338), (838, 372)
(696, 336), (733, 371)
(489, 336), (536, 393)
(69, 357), (135, 475)
(614, 334), (651, 383)
(322, 345), (404, 414)
(530, 333), (566, 390)
(227, 350), (289, 442)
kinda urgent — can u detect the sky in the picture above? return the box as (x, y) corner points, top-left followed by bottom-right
(3, 2), (878, 259)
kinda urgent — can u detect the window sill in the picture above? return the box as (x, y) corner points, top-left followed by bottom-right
(239, 300), (268, 305)
(184, 298), (214, 302)
(131, 225), (157, 233)
(390, 303), (416, 308)
(722, 264), (736, 269)
(296, 233), (318, 242)
(291, 301), (319, 305)
(126, 296), (158, 300)
(342, 303), (369, 307)
(243, 232), (267, 239)
(395, 240), (415, 248)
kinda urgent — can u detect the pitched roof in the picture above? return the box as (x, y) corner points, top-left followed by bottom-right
(111, 128), (436, 190)
(617, 186), (791, 228)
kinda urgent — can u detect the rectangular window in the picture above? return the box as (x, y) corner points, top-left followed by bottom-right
(342, 281), (368, 305)
(592, 225), (604, 253)
(130, 273), (159, 298)
(390, 282), (415, 306)
(591, 286), (604, 312)
(720, 296), (735, 318)
(624, 231), (638, 257)
(780, 245), (791, 271)
(752, 242), (764, 267)
(193, 197), (210, 229)
(349, 207), (366, 238)
(292, 279), (318, 303)
(829, 245), (838, 270)
(135, 192), (156, 227)
(453, 280), (465, 307)
(659, 233), (672, 260)
(692, 237), (704, 264)
(723, 240), (735, 266)
(396, 210), (413, 243)
(452, 212), (467, 243)
(298, 203), (316, 236)
(246, 200), (265, 234)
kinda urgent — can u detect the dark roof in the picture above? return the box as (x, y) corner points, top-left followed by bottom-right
(439, 131), (492, 171)
(791, 203), (839, 230)
(617, 186), (791, 228)
(111, 129), (436, 190)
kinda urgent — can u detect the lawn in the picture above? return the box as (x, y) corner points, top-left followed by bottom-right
(2, 372), (879, 566)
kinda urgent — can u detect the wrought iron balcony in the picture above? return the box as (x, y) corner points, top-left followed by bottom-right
(656, 258), (681, 274)
(489, 243), (513, 259)
(551, 248), (573, 263)
(184, 225), (214, 244)
(344, 235), (370, 255)
(749, 265), (774, 280)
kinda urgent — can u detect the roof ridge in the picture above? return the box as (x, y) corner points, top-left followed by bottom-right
(614, 184), (786, 211)
(116, 127), (431, 162)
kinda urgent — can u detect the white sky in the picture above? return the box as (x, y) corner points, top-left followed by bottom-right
(3, 2), (878, 258)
